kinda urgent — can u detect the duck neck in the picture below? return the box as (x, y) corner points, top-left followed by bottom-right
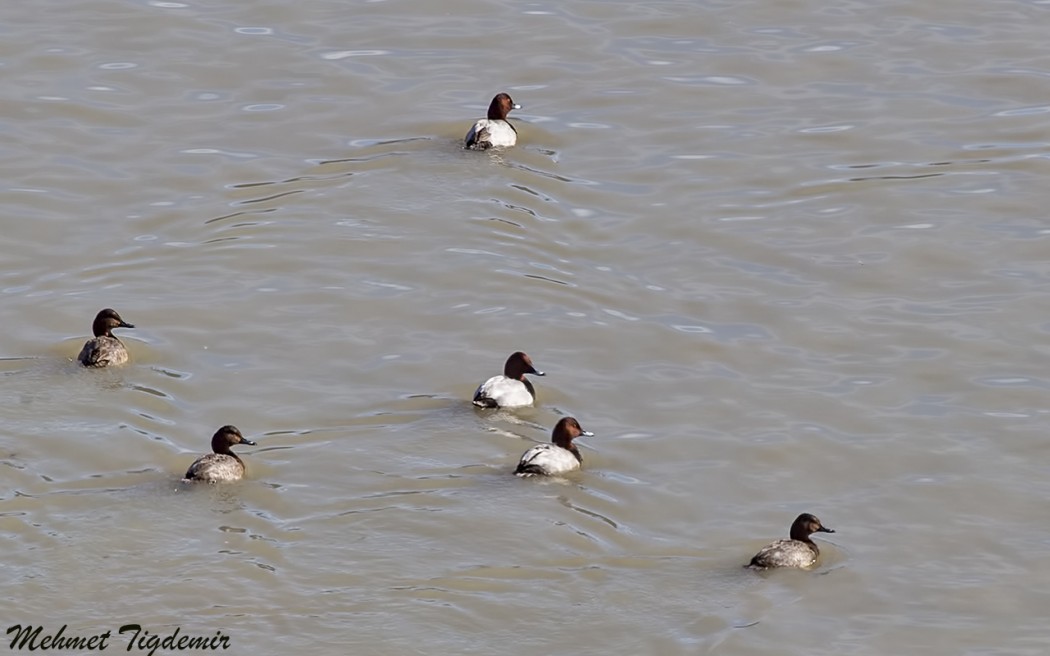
(568, 444), (582, 464)
(790, 532), (818, 552)
(790, 531), (815, 545)
(552, 437), (582, 463)
(212, 442), (242, 463)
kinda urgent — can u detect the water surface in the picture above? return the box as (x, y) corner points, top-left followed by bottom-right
(3, 0), (1050, 654)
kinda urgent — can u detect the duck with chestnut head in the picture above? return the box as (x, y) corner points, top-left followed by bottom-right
(515, 417), (594, 477)
(465, 92), (521, 150)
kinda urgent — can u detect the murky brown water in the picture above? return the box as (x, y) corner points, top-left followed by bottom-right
(3, 0), (1050, 653)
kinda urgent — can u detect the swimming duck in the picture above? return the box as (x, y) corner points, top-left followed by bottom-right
(473, 351), (544, 408)
(77, 308), (135, 367)
(183, 425), (257, 483)
(464, 93), (521, 150)
(747, 513), (835, 569)
(515, 417), (593, 477)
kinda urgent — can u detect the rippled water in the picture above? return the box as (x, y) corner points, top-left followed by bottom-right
(3, 0), (1050, 653)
